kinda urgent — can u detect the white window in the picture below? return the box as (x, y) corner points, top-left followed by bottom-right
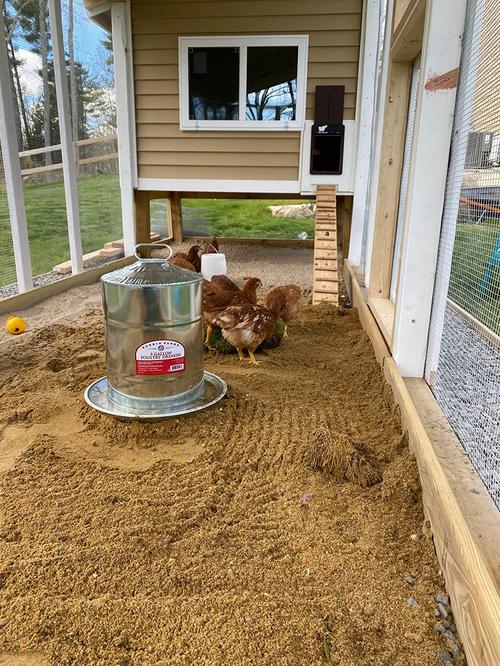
(178, 35), (308, 131)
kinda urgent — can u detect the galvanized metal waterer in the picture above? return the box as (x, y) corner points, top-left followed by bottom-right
(84, 243), (227, 420)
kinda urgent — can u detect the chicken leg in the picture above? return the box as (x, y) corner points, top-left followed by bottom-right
(248, 350), (260, 366)
(283, 324), (289, 338)
(236, 347), (246, 362)
(204, 324), (213, 348)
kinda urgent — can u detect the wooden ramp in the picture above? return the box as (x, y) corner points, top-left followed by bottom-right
(313, 185), (339, 306)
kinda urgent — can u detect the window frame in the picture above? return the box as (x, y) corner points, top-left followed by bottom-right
(178, 35), (309, 131)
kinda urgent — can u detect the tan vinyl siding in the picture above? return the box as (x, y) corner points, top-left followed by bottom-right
(132, 0), (362, 182)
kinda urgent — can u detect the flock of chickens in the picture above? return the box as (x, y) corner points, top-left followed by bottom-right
(171, 239), (302, 365)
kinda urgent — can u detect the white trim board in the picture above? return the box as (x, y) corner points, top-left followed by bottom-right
(48, 0), (84, 275)
(349, 0), (382, 266)
(112, 0), (138, 256)
(178, 35), (308, 132)
(138, 178), (302, 194)
(392, 0), (467, 377)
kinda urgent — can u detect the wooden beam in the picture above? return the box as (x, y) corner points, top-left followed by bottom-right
(183, 236), (314, 249)
(0, 10), (33, 292)
(391, 0), (426, 62)
(369, 60), (412, 299)
(134, 189), (151, 246)
(0, 256), (134, 316)
(169, 192), (183, 243)
(385, 363), (500, 666)
(347, 262), (500, 666)
(363, 0), (395, 285)
(345, 260), (391, 364)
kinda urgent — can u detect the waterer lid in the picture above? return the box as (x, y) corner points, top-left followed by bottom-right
(101, 243), (202, 287)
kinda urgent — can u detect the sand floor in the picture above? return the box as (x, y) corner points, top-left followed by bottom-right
(0, 256), (459, 665)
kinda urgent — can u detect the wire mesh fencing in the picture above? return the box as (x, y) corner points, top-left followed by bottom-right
(426, 0), (500, 508)
(0, 0), (122, 295)
(0, 148), (17, 290)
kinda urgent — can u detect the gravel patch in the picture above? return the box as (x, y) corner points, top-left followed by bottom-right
(432, 304), (500, 508)
(0, 255), (123, 302)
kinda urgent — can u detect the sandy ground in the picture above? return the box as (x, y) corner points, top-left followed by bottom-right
(0, 250), (460, 665)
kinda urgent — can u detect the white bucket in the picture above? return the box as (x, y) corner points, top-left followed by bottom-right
(201, 253), (228, 281)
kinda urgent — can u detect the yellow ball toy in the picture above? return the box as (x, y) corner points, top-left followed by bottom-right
(6, 315), (27, 335)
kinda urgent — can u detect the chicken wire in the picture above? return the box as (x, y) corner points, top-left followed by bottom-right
(426, 0), (500, 508)
(0, 0), (121, 295)
(0, 149), (17, 288)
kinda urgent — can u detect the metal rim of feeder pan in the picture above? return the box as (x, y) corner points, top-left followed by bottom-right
(84, 242), (227, 420)
(84, 372), (227, 421)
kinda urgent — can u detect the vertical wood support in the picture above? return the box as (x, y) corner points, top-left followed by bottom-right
(111, 0), (137, 257)
(368, 61), (412, 299)
(0, 10), (33, 291)
(313, 185), (338, 306)
(349, 0), (382, 266)
(169, 193), (184, 243)
(392, 0), (467, 377)
(338, 195), (353, 261)
(363, 0), (395, 283)
(134, 190), (151, 245)
(48, 0), (83, 275)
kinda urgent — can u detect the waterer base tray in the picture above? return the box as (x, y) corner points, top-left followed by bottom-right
(84, 372), (227, 421)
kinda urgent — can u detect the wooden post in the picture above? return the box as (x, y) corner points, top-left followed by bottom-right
(338, 195), (353, 261)
(48, 0), (84, 275)
(169, 193), (183, 243)
(134, 190), (151, 245)
(368, 60), (412, 299)
(0, 10), (33, 292)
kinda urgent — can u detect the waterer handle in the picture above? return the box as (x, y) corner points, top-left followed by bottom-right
(134, 243), (174, 261)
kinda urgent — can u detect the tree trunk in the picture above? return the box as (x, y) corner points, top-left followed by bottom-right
(68, 0), (78, 141)
(39, 0), (52, 179)
(9, 38), (31, 149)
(6, 41), (23, 151)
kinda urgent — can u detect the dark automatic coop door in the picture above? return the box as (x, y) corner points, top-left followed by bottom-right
(310, 85), (345, 175)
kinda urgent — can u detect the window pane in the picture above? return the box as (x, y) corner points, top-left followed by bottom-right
(188, 47), (239, 120)
(246, 46), (298, 121)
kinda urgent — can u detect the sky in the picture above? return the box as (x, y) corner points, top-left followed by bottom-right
(11, 0), (112, 106)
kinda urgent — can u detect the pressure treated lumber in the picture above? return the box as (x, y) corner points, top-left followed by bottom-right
(345, 259), (500, 666)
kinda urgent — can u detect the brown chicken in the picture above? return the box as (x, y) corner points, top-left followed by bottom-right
(172, 244), (202, 272)
(210, 275), (240, 293)
(170, 255), (196, 271)
(263, 284), (302, 337)
(202, 277), (261, 346)
(215, 303), (276, 365)
(203, 236), (219, 254)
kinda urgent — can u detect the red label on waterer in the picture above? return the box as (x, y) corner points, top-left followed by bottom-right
(135, 340), (186, 376)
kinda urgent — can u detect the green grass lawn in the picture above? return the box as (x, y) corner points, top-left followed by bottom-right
(0, 172), (122, 287)
(448, 218), (500, 334)
(181, 198), (314, 239)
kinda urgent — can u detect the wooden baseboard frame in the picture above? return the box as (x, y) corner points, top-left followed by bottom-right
(182, 236), (315, 249)
(345, 260), (500, 666)
(345, 260), (390, 364)
(0, 256), (135, 316)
